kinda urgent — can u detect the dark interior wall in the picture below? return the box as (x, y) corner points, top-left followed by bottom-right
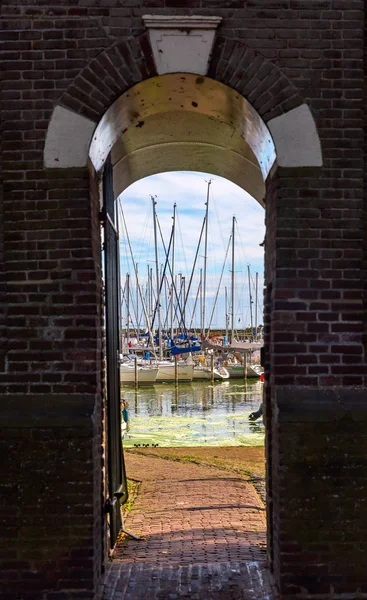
(263, 169), (277, 574)
(364, 2), (367, 369)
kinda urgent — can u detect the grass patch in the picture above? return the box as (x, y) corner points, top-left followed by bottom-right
(126, 446), (266, 481)
(121, 478), (140, 516)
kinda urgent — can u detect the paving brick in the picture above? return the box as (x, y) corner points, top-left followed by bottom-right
(101, 453), (271, 599)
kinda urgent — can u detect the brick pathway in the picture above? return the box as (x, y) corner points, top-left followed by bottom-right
(102, 452), (273, 599)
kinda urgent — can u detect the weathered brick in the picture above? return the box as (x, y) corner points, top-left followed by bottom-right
(1, 2), (366, 599)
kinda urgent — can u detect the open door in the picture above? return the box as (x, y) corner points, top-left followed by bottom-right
(103, 154), (128, 547)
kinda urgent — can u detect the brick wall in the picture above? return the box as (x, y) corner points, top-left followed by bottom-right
(1, 5), (106, 596)
(1, 1), (366, 598)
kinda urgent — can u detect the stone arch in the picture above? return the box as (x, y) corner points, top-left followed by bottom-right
(89, 73), (276, 205)
(42, 24), (325, 594)
(44, 33), (322, 171)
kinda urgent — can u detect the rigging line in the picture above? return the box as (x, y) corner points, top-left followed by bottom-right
(210, 184), (226, 252)
(119, 221), (132, 280)
(120, 200), (150, 277)
(234, 219), (249, 266)
(249, 270), (263, 316)
(120, 284), (140, 341)
(162, 275), (172, 330)
(182, 212), (206, 324)
(156, 216), (187, 336)
(118, 198), (157, 358)
(134, 203), (152, 266)
(150, 216), (174, 331)
(137, 282), (148, 331)
(176, 210), (189, 283)
(176, 210), (196, 329)
(236, 278), (246, 320)
(189, 279), (201, 331)
(243, 307), (249, 331)
(207, 233), (232, 337)
(118, 213), (140, 331)
(120, 277), (131, 323)
(202, 179), (211, 338)
(118, 204), (146, 335)
(250, 271), (264, 316)
(120, 279), (126, 311)
(117, 201), (132, 284)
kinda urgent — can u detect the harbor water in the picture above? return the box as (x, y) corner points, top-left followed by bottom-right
(121, 379), (264, 448)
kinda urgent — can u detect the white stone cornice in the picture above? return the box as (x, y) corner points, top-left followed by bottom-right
(142, 14), (222, 76)
(142, 15), (222, 29)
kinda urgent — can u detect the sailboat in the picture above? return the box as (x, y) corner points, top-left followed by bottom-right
(120, 361), (159, 384)
(225, 359), (262, 379)
(118, 201), (161, 385)
(220, 215), (262, 379)
(150, 198), (194, 382)
(119, 273), (160, 384)
(191, 354), (229, 380)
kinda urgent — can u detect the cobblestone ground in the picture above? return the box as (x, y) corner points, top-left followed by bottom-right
(102, 452), (273, 599)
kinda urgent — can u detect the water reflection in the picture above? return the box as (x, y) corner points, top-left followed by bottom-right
(121, 380), (264, 447)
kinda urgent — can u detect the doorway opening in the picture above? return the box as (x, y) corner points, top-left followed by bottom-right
(113, 169), (268, 577)
(91, 72), (279, 597)
(118, 171), (265, 444)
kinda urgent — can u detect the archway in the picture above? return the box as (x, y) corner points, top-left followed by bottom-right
(82, 66), (321, 589)
(91, 72), (277, 564)
(3, 5), (365, 599)
(90, 72), (276, 203)
(42, 38), (323, 592)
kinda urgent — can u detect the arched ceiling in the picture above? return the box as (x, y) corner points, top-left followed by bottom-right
(89, 73), (276, 206)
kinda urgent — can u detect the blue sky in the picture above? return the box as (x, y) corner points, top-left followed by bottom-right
(117, 171), (265, 331)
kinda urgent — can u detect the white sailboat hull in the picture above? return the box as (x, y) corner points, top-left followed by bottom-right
(226, 364), (261, 379)
(156, 363), (194, 382)
(192, 367), (229, 380)
(120, 365), (158, 384)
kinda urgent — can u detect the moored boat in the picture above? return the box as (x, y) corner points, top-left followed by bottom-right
(192, 365), (229, 380)
(120, 364), (158, 384)
(226, 363), (262, 379)
(156, 362), (194, 382)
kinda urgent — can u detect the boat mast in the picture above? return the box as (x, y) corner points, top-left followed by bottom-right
(248, 264), (254, 341)
(146, 265), (150, 326)
(189, 278), (201, 331)
(182, 211), (206, 327)
(255, 271), (258, 341)
(207, 232), (232, 337)
(182, 276), (186, 330)
(178, 273), (182, 330)
(149, 267), (154, 331)
(225, 286), (228, 344)
(231, 215), (236, 344)
(118, 199), (157, 356)
(164, 273), (168, 334)
(126, 272), (130, 348)
(135, 264), (139, 334)
(170, 203), (176, 342)
(152, 196), (163, 359)
(202, 179), (211, 339)
(199, 268), (203, 333)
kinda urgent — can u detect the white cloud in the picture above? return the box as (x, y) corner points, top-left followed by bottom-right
(118, 171), (265, 329)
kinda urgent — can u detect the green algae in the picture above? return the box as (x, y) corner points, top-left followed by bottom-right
(122, 380), (264, 448)
(123, 413), (264, 448)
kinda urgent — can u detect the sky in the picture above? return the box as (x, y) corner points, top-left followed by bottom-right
(117, 171), (265, 332)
